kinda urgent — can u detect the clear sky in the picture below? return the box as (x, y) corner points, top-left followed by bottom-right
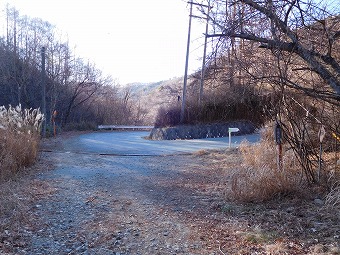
(0, 0), (208, 84)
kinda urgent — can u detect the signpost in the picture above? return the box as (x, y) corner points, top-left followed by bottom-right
(41, 47), (46, 137)
(52, 110), (57, 137)
(318, 125), (326, 182)
(275, 122), (283, 171)
(228, 127), (239, 148)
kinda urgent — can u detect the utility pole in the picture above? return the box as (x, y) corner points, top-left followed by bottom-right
(181, 1), (210, 123)
(41, 47), (46, 137)
(199, 0), (210, 105)
(180, 1), (193, 124)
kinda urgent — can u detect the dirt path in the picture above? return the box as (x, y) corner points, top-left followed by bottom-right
(1, 133), (339, 254)
(16, 143), (232, 255)
(28, 152), (215, 254)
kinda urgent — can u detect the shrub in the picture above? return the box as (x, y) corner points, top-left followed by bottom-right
(63, 121), (97, 131)
(153, 93), (268, 128)
(154, 106), (181, 128)
(0, 105), (43, 180)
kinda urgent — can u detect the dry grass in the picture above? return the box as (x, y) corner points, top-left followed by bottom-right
(0, 129), (40, 180)
(228, 124), (340, 203)
(0, 105), (45, 251)
(325, 184), (340, 209)
(228, 126), (302, 202)
(0, 105), (43, 181)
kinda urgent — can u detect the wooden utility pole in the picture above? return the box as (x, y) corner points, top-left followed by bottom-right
(199, 0), (210, 105)
(181, 1), (211, 123)
(180, 2), (193, 124)
(41, 47), (46, 137)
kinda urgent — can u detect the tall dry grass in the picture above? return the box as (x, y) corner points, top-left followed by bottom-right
(229, 124), (302, 202)
(325, 183), (340, 209)
(0, 105), (43, 180)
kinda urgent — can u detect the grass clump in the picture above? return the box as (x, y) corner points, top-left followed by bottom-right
(0, 105), (43, 181)
(325, 184), (340, 209)
(229, 124), (302, 202)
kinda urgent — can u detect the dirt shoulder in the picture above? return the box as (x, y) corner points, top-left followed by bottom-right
(0, 133), (339, 254)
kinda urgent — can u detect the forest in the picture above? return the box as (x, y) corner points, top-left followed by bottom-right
(0, 6), (148, 133)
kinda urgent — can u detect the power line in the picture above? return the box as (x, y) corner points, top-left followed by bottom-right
(180, 0), (212, 123)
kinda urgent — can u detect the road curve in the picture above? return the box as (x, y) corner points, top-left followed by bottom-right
(62, 131), (260, 155)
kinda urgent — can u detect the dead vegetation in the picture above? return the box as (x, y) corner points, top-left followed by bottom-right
(195, 149), (340, 254)
(226, 123), (340, 205)
(325, 184), (340, 210)
(229, 126), (303, 202)
(0, 129), (40, 180)
(0, 105), (42, 181)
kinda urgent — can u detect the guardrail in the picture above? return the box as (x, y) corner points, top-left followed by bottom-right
(97, 125), (154, 131)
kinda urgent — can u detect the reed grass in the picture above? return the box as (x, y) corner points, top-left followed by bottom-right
(0, 105), (43, 181)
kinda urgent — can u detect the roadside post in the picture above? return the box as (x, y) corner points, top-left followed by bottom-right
(52, 110), (57, 138)
(228, 128), (240, 148)
(275, 122), (283, 171)
(318, 125), (326, 182)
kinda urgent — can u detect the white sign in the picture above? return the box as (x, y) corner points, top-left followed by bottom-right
(228, 127), (240, 148)
(228, 127), (240, 133)
(318, 125), (326, 143)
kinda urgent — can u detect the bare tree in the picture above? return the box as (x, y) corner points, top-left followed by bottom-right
(0, 6), (150, 129)
(60, 58), (104, 125)
(196, 0), (340, 183)
(204, 0), (340, 103)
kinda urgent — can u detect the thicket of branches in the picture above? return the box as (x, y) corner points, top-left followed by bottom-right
(0, 6), (148, 131)
(188, 0), (340, 185)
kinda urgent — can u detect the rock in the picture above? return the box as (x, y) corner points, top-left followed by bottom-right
(314, 198), (324, 206)
(149, 121), (256, 140)
(329, 246), (340, 253)
(313, 244), (326, 253)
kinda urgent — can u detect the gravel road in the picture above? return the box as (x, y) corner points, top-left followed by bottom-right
(15, 131), (241, 254)
(3, 131), (339, 254)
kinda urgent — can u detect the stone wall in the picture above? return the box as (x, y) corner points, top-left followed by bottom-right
(149, 121), (256, 140)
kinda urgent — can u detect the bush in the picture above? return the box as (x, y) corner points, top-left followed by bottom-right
(154, 106), (181, 128)
(63, 121), (97, 131)
(0, 105), (43, 180)
(154, 94), (268, 128)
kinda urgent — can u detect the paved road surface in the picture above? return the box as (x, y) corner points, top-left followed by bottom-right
(63, 131), (260, 155)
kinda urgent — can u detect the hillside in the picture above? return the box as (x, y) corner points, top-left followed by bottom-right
(125, 77), (185, 125)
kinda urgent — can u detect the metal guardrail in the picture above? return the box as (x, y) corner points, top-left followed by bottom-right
(97, 125), (154, 130)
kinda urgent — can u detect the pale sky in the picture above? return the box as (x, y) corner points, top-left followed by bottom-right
(0, 0), (208, 84)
